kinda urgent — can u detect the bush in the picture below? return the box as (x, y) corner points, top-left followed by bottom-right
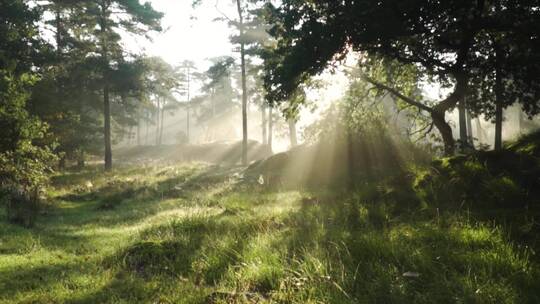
(0, 73), (57, 226)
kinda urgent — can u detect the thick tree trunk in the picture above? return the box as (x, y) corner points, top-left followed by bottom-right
(458, 98), (468, 150)
(431, 111), (455, 155)
(288, 119), (298, 147)
(237, 0), (248, 165)
(364, 74), (465, 156)
(261, 104), (267, 145)
(104, 84), (112, 171)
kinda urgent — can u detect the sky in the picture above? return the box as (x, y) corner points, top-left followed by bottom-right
(126, 0), (237, 79)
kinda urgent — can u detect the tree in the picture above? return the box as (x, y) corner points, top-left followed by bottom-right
(194, 57), (239, 142)
(78, 0), (162, 170)
(467, 21), (540, 150)
(262, 0), (540, 155)
(194, 0), (273, 164)
(0, 0), (57, 225)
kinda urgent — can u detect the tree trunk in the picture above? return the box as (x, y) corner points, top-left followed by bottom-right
(128, 125), (133, 146)
(475, 118), (485, 144)
(431, 111), (455, 155)
(494, 100), (503, 150)
(155, 99), (160, 146)
(186, 65), (191, 144)
(237, 0), (248, 165)
(145, 112), (149, 145)
(59, 156), (66, 171)
(186, 105), (190, 144)
(77, 150), (85, 169)
(261, 104), (267, 145)
(268, 106), (273, 151)
(137, 116), (141, 146)
(466, 109), (474, 149)
(458, 98), (468, 150)
(288, 119), (298, 147)
(100, 1), (112, 171)
(494, 46), (503, 151)
(104, 84), (112, 171)
(159, 107), (165, 145)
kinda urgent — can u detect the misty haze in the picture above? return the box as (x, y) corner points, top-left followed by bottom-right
(1, 1), (540, 303)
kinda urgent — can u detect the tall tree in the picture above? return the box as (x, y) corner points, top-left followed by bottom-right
(194, 0), (272, 163)
(80, 0), (162, 170)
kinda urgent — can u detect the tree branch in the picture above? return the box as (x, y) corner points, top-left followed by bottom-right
(362, 75), (434, 114)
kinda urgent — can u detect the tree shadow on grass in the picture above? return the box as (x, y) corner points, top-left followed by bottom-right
(0, 260), (97, 301)
(66, 211), (264, 304)
(268, 195), (540, 304)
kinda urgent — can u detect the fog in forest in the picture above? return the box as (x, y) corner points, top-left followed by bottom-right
(1, 1), (540, 303)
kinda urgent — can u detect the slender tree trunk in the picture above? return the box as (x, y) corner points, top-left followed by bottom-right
(475, 118), (485, 144)
(268, 106), (273, 151)
(494, 46), (503, 151)
(137, 115), (141, 146)
(466, 109), (474, 148)
(288, 119), (298, 147)
(236, 0), (248, 165)
(159, 107), (165, 145)
(155, 99), (160, 145)
(59, 156), (66, 170)
(55, 8), (64, 102)
(103, 86), (112, 170)
(100, 1), (112, 171)
(494, 100), (503, 150)
(127, 125), (133, 146)
(465, 110), (474, 149)
(145, 112), (149, 145)
(103, 85), (112, 170)
(212, 88), (216, 118)
(458, 98), (468, 150)
(518, 108), (524, 135)
(77, 150), (85, 168)
(186, 65), (191, 144)
(261, 104), (267, 145)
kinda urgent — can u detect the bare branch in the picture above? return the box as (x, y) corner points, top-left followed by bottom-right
(214, 0), (234, 23)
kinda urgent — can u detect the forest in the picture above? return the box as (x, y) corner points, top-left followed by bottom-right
(1, 0), (540, 303)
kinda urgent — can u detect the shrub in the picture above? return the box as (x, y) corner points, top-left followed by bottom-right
(0, 73), (57, 226)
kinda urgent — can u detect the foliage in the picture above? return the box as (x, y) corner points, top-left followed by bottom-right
(262, 0), (540, 154)
(0, 74), (57, 226)
(415, 130), (540, 210)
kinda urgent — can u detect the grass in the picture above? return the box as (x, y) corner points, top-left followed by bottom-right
(1, 162), (539, 303)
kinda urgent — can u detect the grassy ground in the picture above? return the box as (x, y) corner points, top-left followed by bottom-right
(0, 162), (539, 303)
